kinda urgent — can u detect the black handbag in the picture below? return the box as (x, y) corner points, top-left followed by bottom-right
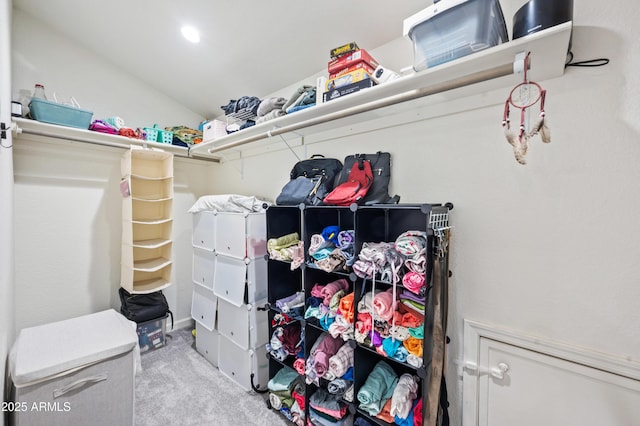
(119, 287), (174, 328)
(275, 155), (343, 206)
(337, 151), (399, 205)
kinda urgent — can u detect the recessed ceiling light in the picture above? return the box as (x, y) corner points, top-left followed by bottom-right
(181, 26), (200, 43)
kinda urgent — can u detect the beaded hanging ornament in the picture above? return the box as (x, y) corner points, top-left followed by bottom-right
(502, 53), (551, 165)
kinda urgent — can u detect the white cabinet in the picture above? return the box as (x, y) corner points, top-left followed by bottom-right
(121, 148), (173, 294)
(217, 298), (268, 351)
(190, 209), (269, 391)
(192, 247), (216, 290)
(463, 321), (640, 426)
(218, 334), (269, 393)
(191, 283), (217, 331)
(213, 255), (267, 306)
(214, 212), (267, 259)
(192, 211), (216, 251)
(195, 322), (220, 367)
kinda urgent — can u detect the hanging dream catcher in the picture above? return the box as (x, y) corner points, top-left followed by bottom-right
(502, 53), (551, 165)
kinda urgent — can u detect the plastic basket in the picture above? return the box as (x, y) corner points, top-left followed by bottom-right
(144, 124), (173, 144)
(29, 98), (93, 129)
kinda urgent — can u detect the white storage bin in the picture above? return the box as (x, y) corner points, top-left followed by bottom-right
(218, 335), (269, 393)
(8, 309), (138, 426)
(213, 255), (268, 306)
(403, 0), (508, 70)
(217, 298), (269, 351)
(191, 283), (218, 331)
(195, 322), (219, 367)
(192, 211), (216, 251)
(214, 211), (267, 260)
(192, 246), (216, 290)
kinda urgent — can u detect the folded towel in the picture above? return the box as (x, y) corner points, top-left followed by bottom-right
(257, 97), (286, 117)
(390, 373), (419, 419)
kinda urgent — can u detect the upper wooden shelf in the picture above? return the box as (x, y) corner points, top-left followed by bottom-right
(189, 22), (573, 160)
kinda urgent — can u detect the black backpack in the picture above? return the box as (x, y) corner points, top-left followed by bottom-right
(276, 155), (343, 206)
(337, 152), (399, 205)
(119, 287), (174, 329)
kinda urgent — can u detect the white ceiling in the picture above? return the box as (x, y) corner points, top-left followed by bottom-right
(14, 0), (429, 120)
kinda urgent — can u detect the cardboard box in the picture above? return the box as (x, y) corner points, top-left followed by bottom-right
(328, 61), (376, 80)
(322, 79), (376, 103)
(330, 41), (360, 59)
(326, 69), (372, 92)
(327, 48), (379, 75)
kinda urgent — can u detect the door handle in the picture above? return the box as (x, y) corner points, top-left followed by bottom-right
(464, 361), (510, 380)
(490, 362), (510, 380)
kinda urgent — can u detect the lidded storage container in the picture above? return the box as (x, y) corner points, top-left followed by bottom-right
(403, 0), (508, 71)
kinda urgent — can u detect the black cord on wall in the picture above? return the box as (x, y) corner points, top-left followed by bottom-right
(565, 51), (610, 68)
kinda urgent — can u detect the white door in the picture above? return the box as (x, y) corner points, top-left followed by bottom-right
(463, 321), (640, 426)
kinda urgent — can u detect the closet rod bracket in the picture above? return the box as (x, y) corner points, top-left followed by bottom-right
(1, 121), (20, 139)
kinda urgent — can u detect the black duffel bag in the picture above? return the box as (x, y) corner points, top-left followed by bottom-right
(276, 154), (343, 206)
(119, 287), (174, 329)
(337, 151), (400, 205)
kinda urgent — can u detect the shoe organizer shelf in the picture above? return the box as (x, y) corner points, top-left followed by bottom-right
(120, 147), (174, 294)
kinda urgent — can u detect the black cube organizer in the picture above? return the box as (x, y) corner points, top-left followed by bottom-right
(263, 203), (452, 426)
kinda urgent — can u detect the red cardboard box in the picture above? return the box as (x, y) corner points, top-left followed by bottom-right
(328, 49), (379, 75)
(328, 61), (376, 80)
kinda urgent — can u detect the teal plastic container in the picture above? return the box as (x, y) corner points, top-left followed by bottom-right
(29, 98), (94, 129)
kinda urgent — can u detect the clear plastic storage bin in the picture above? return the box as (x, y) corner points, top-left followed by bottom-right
(404, 0), (508, 70)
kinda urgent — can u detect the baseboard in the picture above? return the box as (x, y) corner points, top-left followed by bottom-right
(167, 317), (194, 333)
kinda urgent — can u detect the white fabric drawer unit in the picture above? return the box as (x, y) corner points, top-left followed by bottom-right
(214, 211), (266, 260)
(192, 211), (216, 251)
(8, 309), (139, 426)
(217, 298), (269, 351)
(192, 246), (216, 290)
(218, 335), (269, 393)
(195, 322), (219, 367)
(190, 283), (218, 331)
(213, 255), (267, 307)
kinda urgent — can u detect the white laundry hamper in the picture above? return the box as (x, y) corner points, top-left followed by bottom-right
(8, 309), (139, 426)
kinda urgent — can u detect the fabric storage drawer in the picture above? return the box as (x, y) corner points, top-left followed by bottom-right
(9, 309), (138, 426)
(403, 0), (508, 70)
(214, 211), (267, 259)
(195, 322), (219, 367)
(213, 255), (268, 306)
(218, 335), (269, 393)
(191, 283), (218, 331)
(217, 298), (269, 351)
(192, 246), (215, 289)
(192, 211), (216, 251)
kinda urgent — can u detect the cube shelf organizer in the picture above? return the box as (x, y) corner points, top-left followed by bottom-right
(190, 209), (270, 392)
(263, 203), (452, 426)
(121, 147), (174, 294)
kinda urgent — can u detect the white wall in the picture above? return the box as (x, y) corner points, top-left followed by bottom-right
(11, 9), (202, 130)
(0, 1), (13, 425)
(10, 8), (213, 334)
(209, 1), (640, 423)
(6, 1), (640, 425)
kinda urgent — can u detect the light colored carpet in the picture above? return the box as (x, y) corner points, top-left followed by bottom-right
(134, 326), (289, 426)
